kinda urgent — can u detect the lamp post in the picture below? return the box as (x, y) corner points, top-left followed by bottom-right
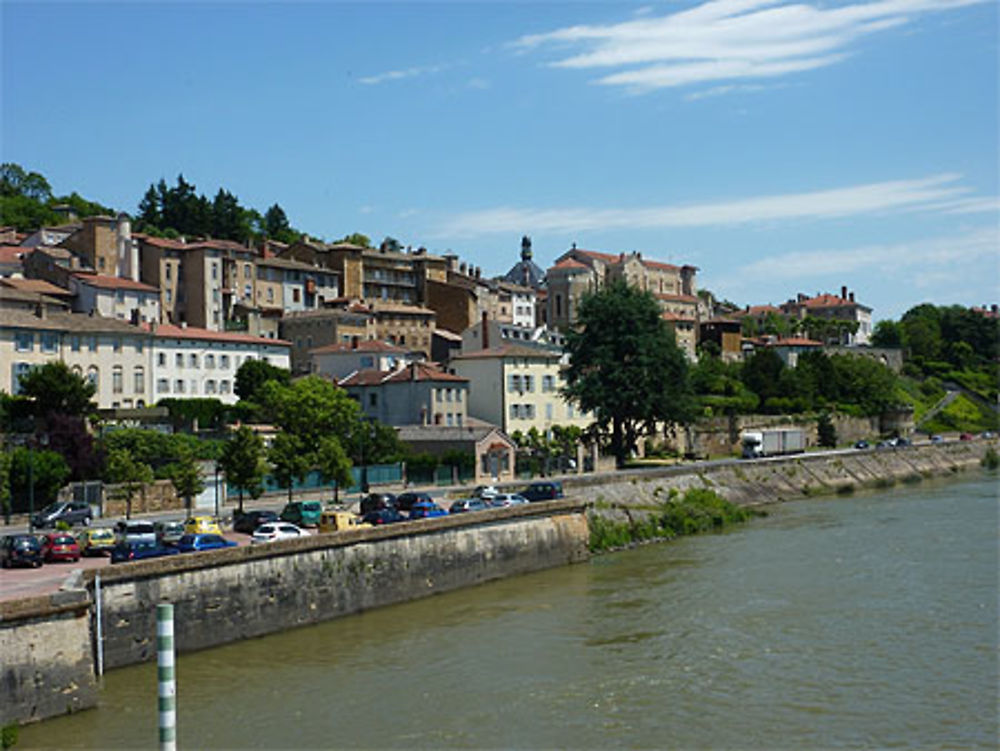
(213, 461), (220, 519)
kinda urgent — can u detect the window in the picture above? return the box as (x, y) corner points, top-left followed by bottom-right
(220, 380), (231, 394)
(542, 375), (556, 393)
(14, 331), (32, 351)
(176, 353), (184, 367)
(507, 374), (521, 393)
(112, 366), (123, 394)
(267, 288), (274, 303)
(115, 290), (125, 303)
(71, 336), (81, 352)
(446, 413), (454, 426)
(89, 337), (98, 352)
(189, 379), (198, 395)
(158, 353), (166, 366)
(293, 288), (301, 303)
(134, 367), (145, 393)
(113, 338), (122, 353)
(546, 403), (553, 420)
(220, 355), (230, 368)
(40, 332), (58, 353)
(189, 354), (198, 368)
(136, 339), (144, 354)
(555, 294), (562, 318)
(166, 289), (172, 304)
(456, 389), (463, 403)
(567, 403), (575, 419)
(244, 284), (252, 298)
(446, 388), (453, 402)
(205, 379), (216, 394)
(244, 263), (251, 278)
(206, 354), (215, 369)
(524, 375), (534, 392)
(212, 262), (219, 280)
(87, 366), (99, 389)
(175, 379), (185, 393)
(165, 264), (172, 281)
(369, 393), (377, 407)
(11, 363), (32, 394)
(213, 289), (220, 303)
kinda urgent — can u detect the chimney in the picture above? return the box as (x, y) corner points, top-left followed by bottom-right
(474, 267), (481, 279)
(841, 285), (847, 300)
(992, 304), (998, 314)
(849, 292), (855, 302)
(482, 311), (489, 349)
(35, 301), (46, 320)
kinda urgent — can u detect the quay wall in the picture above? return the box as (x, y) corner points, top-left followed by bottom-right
(565, 441), (993, 523)
(0, 590), (96, 727)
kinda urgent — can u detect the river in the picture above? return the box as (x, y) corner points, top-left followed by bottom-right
(19, 473), (998, 749)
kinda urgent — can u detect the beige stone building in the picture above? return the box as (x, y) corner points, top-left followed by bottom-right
(279, 307), (373, 375)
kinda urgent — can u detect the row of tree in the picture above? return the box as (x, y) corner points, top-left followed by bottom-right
(741, 312), (860, 345)
(0, 163), (114, 231)
(871, 303), (999, 372)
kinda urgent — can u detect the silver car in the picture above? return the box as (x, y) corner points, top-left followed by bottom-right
(490, 493), (529, 508)
(114, 520), (157, 546)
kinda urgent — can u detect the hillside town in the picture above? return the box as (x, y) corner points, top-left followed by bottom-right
(0, 213), (890, 466)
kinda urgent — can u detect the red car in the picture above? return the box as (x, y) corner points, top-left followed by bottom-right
(40, 533), (81, 563)
(960, 433), (974, 441)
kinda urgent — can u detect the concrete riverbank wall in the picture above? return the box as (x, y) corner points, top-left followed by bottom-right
(569, 441), (994, 523)
(1, 500), (588, 725)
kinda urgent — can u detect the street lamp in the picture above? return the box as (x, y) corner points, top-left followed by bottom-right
(214, 461), (220, 519)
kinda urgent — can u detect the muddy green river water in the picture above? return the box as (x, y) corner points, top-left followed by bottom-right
(19, 472), (998, 749)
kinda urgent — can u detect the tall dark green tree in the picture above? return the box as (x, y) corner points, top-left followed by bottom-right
(166, 447), (205, 514)
(235, 359), (291, 403)
(218, 426), (265, 513)
(17, 361), (97, 423)
(562, 281), (695, 468)
(741, 349), (785, 406)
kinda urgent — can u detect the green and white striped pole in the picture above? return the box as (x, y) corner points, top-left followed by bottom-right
(157, 603), (176, 751)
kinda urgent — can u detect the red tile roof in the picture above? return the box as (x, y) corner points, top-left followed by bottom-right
(145, 322), (290, 346)
(0, 245), (30, 264)
(0, 278), (72, 296)
(739, 304), (782, 316)
(643, 259), (680, 272)
(661, 311), (696, 322)
(549, 258), (589, 271)
(451, 343), (561, 360)
(768, 337), (824, 347)
(310, 340), (405, 355)
(72, 273), (158, 293)
(799, 293), (852, 308)
(654, 293), (698, 303)
(339, 363), (467, 386)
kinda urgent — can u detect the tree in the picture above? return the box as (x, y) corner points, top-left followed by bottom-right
(0, 449), (11, 523)
(871, 320), (902, 347)
(315, 435), (352, 501)
(16, 361), (96, 422)
(9, 447), (70, 512)
(104, 448), (153, 519)
(741, 349), (785, 407)
(340, 232), (371, 247)
(817, 412), (837, 448)
(166, 447), (205, 514)
(218, 426), (265, 513)
(268, 432), (310, 503)
(235, 359), (291, 403)
(562, 281), (695, 468)
(380, 236), (403, 253)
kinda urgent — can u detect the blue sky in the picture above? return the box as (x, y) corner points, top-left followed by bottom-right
(2, 0), (997, 320)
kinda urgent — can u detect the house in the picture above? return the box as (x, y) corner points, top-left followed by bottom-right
(698, 317), (743, 362)
(339, 362), (469, 427)
(502, 236), (546, 290)
(0, 277), (75, 307)
(0, 244), (30, 277)
(309, 339), (411, 381)
(780, 287), (873, 345)
(279, 307), (372, 375)
(449, 343), (592, 435)
(69, 272), (160, 324)
(147, 323), (291, 405)
(460, 316), (564, 354)
(367, 300), (437, 358)
(58, 214), (138, 279)
(546, 246), (698, 333)
(395, 421), (516, 484)
(1, 308), (152, 409)
(255, 256), (340, 314)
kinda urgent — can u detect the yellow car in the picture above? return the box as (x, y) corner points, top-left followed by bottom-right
(183, 516), (222, 535)
(319, 510), (371, 534)
(78, 527), (116, 556)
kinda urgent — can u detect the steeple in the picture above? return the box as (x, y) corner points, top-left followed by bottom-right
(521, 235), (532, 262)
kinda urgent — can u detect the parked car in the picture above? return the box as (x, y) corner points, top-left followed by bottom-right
(960, 433), (974, 441)
(490, 493), (529, 508)
(472, 485), (498, 500)
(854, 440), (870, 449)
(1, 534), (43, 568)
(982, 431), (996, 439)
(319, 510), (370, 533)
(40, 533), (81, 563)
(251, 523), (310, 544)
(521, 481), (564, 502)
(154, 520), (186, 546)
(115, 520), (157, 546)
(183, 516), (222, 535)
(930, 435), (944, 444)
(31, 500), (92, 529)
(408, 500), (448, 520)
(280, 500), (323, 527)
(233, 509), (280, 534)
(894, 437), (912, 447)
(176, 534), (238, 553)
(78, 527), (116, 556)
(394, 492), (435, 512)
(110, 541), (181, 564)
(360, 508), (406, 526)
(360, 493), (397, 516)
(449, 498), (491, 514)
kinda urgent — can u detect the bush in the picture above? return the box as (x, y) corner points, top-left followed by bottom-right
(982, 448), (999, 470)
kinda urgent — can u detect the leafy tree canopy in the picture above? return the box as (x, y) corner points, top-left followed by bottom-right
(218, 426), (265, 512)
(17, 361), (97, 422)
(563, 281), (695, 468)
(234, 359), (291, 403)
(0, 163), (114, 230)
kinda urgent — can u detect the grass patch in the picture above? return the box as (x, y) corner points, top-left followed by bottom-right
(589, 488), (761, 553)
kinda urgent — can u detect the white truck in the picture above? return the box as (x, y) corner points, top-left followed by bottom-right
(740, 428), (806, 459)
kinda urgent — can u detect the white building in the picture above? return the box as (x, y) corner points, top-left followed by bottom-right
(70, 272), (160, 324)
(149, 323), (291, 404)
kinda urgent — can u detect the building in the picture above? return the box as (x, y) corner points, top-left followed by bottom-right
(339, 362), (469, 427)
(698, 318), (743, 362)
(367, 300), (437, 358)
(395, 422), (516, 484)
(780, 287), (873, 346)
(309, 339), (411, 381)
(449, 344), (592, 435)
(69, 272), (160, 324)
(59, 214), (138, 279)
(502, 236), (546, 290)
(279, 308), (373, 375)
(255, 256), (340, 315)
(1, 308), (152, 409)
(148, 323), (291, 405)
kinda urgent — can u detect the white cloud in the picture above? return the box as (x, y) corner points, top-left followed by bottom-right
(436, 173), (979, 236)
(685, 83), (771, 99)
(359, 64), (447, 85)
(512, 0), (988, 92)
(716, 225), (998, 288)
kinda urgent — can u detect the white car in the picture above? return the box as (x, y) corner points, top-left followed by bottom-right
(490, 493), (529, 507)
(251, 522), (310, 544)
(473, 485), (498, 500)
